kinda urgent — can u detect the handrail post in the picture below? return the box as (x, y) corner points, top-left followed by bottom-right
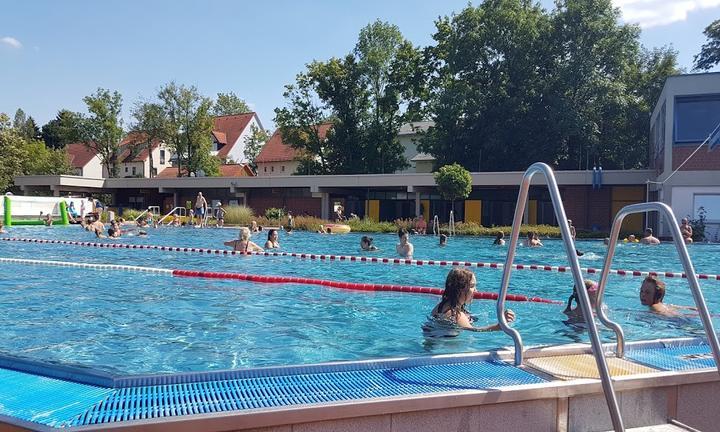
(596, 202), (720, 374)
(497, 162), (624, 432)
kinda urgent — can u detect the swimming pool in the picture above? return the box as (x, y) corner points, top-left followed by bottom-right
(0, 226), (718, 375)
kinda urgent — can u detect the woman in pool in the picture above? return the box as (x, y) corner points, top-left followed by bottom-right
(360, 236), (378, 251)
(563, 280), (600, 323)
(264, 229), (280, 249)
(396, 228), (414, 258)
(493, 231), (505, 246)
(439, 233), (448, 246)
(640, 276), (696, 317)
(524, 231), (541, 247)
(225, 227), (264, 253)
(428, 268), (515, 332)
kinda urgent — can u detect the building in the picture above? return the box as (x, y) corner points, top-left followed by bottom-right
(65, 143), (103, 178)
(255, 124), (333, 176)
(649, 72), (720, 240)
(211, 113), (264, 163)
(116, 133), (172, 178)
(397, 121), (435, 173)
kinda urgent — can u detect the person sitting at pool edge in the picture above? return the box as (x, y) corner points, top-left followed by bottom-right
(563, 280), (599, 323)
(396, 228), (414, 258)
(493, 231), (505, 246)
(429, 268), (515, 332)
(640, 275), (696, 317)
(439, 233), (448, 247)
(641, 227), (660, 245)
(360, 236), (378, 251)
(264, 229), (280, 249)
(680, 218), (693, 244)
(415, 214), (427, 235)
(225, 227), (264, 253)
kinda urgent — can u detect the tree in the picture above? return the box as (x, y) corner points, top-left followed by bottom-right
(131, 101), (166, 178)
(41, 110), (84, 149)
(158, 82), (218, 177)
(434, 163), (472, 208)
(243, 124), (269, 170)
(0, 120), (27, 192)
(12, 109), (40, 140)
(694, 19), (720, 70)
(78, 88), (125, 177)
(212, 92), (251, 116)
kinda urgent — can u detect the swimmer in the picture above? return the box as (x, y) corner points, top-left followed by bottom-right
(493, 231), (505, 246)
(285, 226), (293, 235)
(224, 227), (264, 253)
(264, 229), (280, 249)
(427, 268), (515, 332)
(43, 212), (53, 226)
(641, 228), (660, 245)
(680, 218), (693, 244)
(563, 280), (599, 323)
(439, 234), (448, 246)
(623, 234), (639, 243)
(524, 232), (541, 247)
(603, 237), (611, 245)
(640, 276), (696, 317)
(0, 222), (6, 234)
(415, 214), (427, 235)
(250, 220), (259, 233)
(90, 220), (106, 238)
(360, 236), (378, 251)
(396, 228), (414, 258)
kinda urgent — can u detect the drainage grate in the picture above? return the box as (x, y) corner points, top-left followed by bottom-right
(625, 344), (715, 371)
(0, 368), (112, 428)
(71, 359), (545, 427)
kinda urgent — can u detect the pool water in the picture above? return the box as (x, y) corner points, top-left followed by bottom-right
(0, 226), (718, 374)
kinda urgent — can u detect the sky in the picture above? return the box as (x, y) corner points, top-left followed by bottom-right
(1, 0), (719, 130)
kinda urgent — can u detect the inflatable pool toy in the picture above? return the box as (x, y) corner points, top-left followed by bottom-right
(324, 224), (351, 234)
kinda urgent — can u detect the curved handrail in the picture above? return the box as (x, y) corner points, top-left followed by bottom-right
(496, 162), (624, 431)
(449, 210), (456, 236)
(596, 202), (720, 372)
(432, 215), (440, 236)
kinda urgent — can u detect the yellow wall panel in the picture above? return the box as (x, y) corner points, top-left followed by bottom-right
(421, 200), (430, 222)
(612, 186), (645, 202)
(367, 200), (380, 222)
(528, 200), (538, 225)
(464, 200), (482, 224)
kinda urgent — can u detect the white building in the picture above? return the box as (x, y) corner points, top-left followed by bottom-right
(66, 143), (103, 178)
(650, 72), (720, 240)
(116, 133), (172, 178)
(397, 121), (435, 173)
(211, 113), (264, 164)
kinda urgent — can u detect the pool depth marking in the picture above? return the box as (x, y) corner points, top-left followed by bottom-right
(0, 256), (561, 304)
(4, 237), (720, 282)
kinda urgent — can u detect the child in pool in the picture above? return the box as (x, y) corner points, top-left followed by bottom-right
(428, 268), (515, 332)
(563, 279), (600, 323)
(640, 276), (696, 317)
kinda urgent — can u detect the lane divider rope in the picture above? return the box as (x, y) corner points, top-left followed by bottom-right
(0, 256), (561, 304)
(4, 237), (717, 281)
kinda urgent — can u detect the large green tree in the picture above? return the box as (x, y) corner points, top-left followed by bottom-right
(68, 88), (125, 177)
(41, 110), (84, 149)
(130, 101), (166, 178)
(158, 82), (218, 177)
(243, 124), (269, 170)
(212, 92), (251, 116)
(694, 19), (720, 70)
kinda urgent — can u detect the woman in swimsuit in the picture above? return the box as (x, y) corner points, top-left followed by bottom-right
(264, 229), (280, 249)
(224, 227), (264, 253)
(427, 268), (515, 332)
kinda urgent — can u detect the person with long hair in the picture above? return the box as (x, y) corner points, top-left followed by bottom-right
(225, 227), (264, 253)
(428, 268), (515, 332)
(264, 229), (280, 249)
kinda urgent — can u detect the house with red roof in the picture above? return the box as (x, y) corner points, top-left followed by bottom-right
(256, 124), (332, 176)
(116, 132), (172, 178)
(211, 113), (264, 163)
(65, 143), (103, 178)
(157, 163), (255, 178)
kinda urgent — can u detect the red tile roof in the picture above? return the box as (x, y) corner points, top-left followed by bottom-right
(118, 132), (162, 163)
(212, 130), (227, 145)
(66, 143), (98, 168)
(256, 123), (332, 163)
(157, 164), (255, 178)
(213, 113), (256, 158)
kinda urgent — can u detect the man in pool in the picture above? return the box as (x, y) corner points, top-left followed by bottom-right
(396, 228), (414, 258)
(360, 236), (378, 251)
(640, 227), (660, 245)
(639, 276), (696, 317)
(563, 280), (599, 323)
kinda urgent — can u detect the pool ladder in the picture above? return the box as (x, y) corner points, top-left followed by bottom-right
(495, 163), (720, 432)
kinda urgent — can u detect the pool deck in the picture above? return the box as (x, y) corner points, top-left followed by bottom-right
(0, 337), (718, 432)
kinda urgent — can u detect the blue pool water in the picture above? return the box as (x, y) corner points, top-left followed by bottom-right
(0, 226), (718, 374)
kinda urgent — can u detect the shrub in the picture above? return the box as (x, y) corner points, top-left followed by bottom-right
(265, 207), (286, 221)
(122, 208), (144, 221)
(347, 217), (398, 233)
(689, 207), (707, 242)
(224, 206), (255, 225)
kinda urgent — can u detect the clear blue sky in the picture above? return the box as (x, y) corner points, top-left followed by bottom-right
(1, 0), (718, 130)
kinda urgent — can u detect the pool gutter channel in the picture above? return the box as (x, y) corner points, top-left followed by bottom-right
(0, 337), (717, 431)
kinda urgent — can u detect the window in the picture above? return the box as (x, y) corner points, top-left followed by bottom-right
(125, 167), (128, 173)
(271, 166), (274, 172)
(694, 195), (720, 222)
(264, 167), (267, 172)
(281, 165), (285, 172)
(132, 167), (136, 176)
(160, 150), (166, 165)
(674, 95), (720, 144)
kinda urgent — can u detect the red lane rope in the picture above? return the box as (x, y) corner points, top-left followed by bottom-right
(4, 236), (717, 282)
